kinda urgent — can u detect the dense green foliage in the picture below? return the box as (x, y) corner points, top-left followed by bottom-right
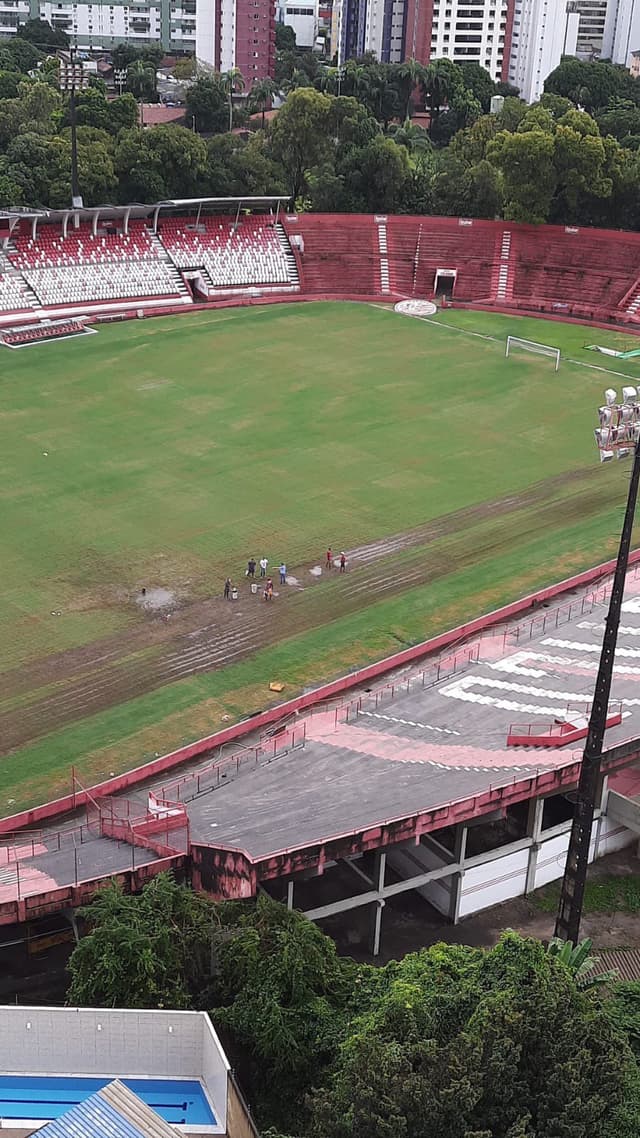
(67, 874), (640, 1138)
(2, 31), (640, 226)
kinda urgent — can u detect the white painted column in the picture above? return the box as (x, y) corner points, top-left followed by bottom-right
(368, 851), (386, 956)
(525, 797), (544, 895)
(286, 880), (295, 910)
(449, 824), (467, 925)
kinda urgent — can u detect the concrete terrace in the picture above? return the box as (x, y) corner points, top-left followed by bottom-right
(3, 562), (640, 909)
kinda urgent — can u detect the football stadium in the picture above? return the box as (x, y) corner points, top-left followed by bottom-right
(3, 202), (640, 948)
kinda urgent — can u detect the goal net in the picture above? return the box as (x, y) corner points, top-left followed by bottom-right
(505, 336), (560, 371)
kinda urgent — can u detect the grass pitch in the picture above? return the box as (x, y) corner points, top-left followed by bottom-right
(1, 301), (639, 808)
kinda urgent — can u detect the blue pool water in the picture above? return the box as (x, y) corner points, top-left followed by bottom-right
(0, 1075), (216, 1125)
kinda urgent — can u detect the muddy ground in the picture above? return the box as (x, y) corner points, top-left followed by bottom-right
(0, 466), (610, 755)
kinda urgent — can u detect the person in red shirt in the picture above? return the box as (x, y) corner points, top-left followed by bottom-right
(326, 547), (333, 569)
(339, 552), (346, 573)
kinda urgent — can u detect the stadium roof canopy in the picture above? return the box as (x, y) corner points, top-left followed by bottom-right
(0, 195), (292, 237)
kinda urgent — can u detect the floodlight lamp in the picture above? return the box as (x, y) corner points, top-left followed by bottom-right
(605, 388), (617, 406)
(621, 405), (633, 423)
(623, 386), (637, 404)
(618, 447), (631, 460)
(599, 406), (613, 427)
(595, 428), (614, 461)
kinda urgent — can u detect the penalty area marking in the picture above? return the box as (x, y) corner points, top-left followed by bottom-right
(373, 303), (640, 382)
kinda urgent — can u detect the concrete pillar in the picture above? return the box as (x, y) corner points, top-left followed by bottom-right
(448, 824), (467, 924)
(368, 851), (386, 956)
(369, 900), (385, 957)
(525, 797), (544, 895)
(286, 880), (295, 910)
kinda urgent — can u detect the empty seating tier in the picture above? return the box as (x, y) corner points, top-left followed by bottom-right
(159, 216), (293, 289)
(22, 263), (182, 307)
(0, 273), (33, 313)
(9, 222), (156, 270)
(284, 215), (379, 295)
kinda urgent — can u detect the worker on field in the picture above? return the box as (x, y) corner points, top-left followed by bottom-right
(224, 577), (231, 600)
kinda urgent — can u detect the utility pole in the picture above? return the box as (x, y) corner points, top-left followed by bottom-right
(555, 387), (640, 944)
(59, 49), (88, 209)
(114, 67), (127, 96)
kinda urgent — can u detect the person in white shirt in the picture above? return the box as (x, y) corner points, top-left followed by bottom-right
(259, 556), (268, 578)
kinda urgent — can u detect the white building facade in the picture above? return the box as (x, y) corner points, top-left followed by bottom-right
(603, 0), (640, 67)
(428, 0), (512, 82)
(508, 0), (579, 103)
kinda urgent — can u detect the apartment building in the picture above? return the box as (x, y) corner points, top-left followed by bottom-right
(0, 0), (275, 81)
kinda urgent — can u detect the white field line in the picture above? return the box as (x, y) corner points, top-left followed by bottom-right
(371, 302), (640, 381)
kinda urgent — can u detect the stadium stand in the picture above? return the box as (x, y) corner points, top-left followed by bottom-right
(5, 221), (189, 309)
(283, 214), (380, 295)
(158, 215), (298, 292)
(1, 209), (640, 327)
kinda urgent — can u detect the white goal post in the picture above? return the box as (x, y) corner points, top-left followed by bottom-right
(505, 335), (560, 371)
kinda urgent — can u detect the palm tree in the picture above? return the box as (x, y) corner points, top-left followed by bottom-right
(423, 58), (458, 137)
(249, 76), (277, 129)
(283, 68), (312, 94)
(546, 937), (617, 992)
(126, 59), (156, 127)
(222, 67), (245, 132)
(389, 120), (432, 156)
(393, 58), (426, 121)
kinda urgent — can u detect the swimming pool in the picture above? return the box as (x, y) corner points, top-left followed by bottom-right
(0, 1075), (216, 1125)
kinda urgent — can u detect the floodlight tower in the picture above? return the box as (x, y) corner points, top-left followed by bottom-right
(59, 50), (89, 209)
(555, 386), (640, 944)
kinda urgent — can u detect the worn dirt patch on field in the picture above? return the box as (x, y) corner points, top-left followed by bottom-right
(0, 465), (611, 754)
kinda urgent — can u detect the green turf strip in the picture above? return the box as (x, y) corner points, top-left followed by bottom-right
(0, 503), (630, 814)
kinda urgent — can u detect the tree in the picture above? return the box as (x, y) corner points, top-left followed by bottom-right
(596, 97), (640, 147)
(115, 124), (207, 201)
(275, 22), (296, 51)
(67, 874), (216, 1009)
(221, 67), (245, 132)
(186, 75), (228, 134)
(423, 58), (464, 139)
(269, 86), (333, 198)
(487, 127), (556, 223)
(460, 61), (496, 113)
(307, 933), (630, 1138)
(249, 76), (277, 129)
(126, 58), (157, 102)
(112, 43), (163, 71)
(0, 71), (20, 100)
(340, 135), (410, 212)
(392, 58), (426, 121)
(0, 36), (41, 75)
(551, 108), (611, 222)
(173, 56), (196, 81)
(0, 172), (22, 207)
(544, 57), (635, 114)
(17, 16), (68, 47)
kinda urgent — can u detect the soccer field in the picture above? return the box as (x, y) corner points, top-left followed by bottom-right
(1, 301), (639, 808)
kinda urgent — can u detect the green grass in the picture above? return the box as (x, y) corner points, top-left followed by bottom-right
(2, 301), (639, 809)
(533, 875), (640, 915)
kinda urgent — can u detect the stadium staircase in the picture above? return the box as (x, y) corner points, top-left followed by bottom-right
(492, 230), (513, 302)
(276, 222), (299, 287)
(0, 248), (39, 315)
